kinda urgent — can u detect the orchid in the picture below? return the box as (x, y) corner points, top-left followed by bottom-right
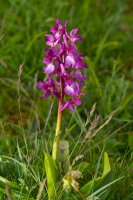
(38, 19), (87, 180)
(37, 19), (113, 200)
(38, 18), (87, 112)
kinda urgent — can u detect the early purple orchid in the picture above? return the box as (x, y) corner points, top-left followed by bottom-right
(38, 18), (87, 112)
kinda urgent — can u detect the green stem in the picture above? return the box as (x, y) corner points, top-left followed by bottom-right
(52, 79), (64, 160)
(52, 101), (63, 160)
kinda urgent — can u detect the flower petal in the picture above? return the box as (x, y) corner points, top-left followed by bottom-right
(68, 102), (75, 112)
(42, 91), (51, 98)
(53, 89), (60, 98)
(60, 101), (69, 111)
(70, 28), (78, 37)
(45, 34), (54, 42)
(72, 83), (79, 95)
(74, 71), (86, 80)
(50, 26), (58, 34)
(37, 81), (43, 89)
(75, 98), (82, 105)
(60, 64), (66, 74)
(74, 35), (83, 41)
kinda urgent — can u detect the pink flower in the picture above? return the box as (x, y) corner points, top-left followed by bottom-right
(38, 19), (87, 112)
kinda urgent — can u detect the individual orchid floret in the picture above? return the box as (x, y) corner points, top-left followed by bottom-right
(38, 18), (87, 112)
(38, 77), (60, 98)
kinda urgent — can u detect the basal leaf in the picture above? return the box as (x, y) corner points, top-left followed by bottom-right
(44, 152), (58, 200)
(102, 152), (111, 177)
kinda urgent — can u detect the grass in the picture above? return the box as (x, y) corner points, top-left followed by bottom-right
(0, 0), (133, 199)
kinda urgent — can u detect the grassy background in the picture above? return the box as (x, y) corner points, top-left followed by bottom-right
(0, 0), (133, 199)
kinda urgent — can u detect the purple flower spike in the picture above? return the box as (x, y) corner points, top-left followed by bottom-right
(38, 19), (87, 112)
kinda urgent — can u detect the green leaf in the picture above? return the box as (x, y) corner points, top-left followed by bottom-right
(81, 152), (113, 200)
(81, 176), (100, 197)
(102, 152), (111, 177)
(44, 152), (58, 200)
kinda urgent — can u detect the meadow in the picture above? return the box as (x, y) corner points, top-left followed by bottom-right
(0, 0), (133, 199)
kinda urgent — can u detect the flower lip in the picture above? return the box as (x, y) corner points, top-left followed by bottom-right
(44, 63), (55, 74)
(65, 55), (75, 66)
(64, 85), (74, 96)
